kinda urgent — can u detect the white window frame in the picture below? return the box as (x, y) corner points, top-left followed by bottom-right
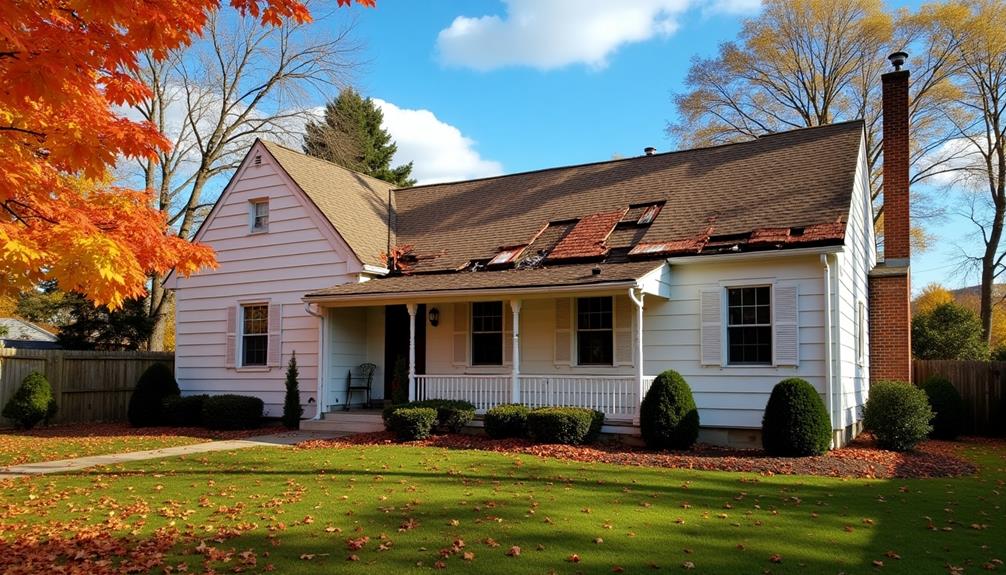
(725, 284), (773, 366)
(249, 199), (269, 233)
(470, 301), (504, 366)
(240, 303), (269, 367)
(574, 296), (615, 366)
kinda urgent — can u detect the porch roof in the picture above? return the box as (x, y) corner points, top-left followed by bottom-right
(303, 260), (664, 304)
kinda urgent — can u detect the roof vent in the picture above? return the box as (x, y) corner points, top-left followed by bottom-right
(887, 51), (908, 71)
(591, 265), (602, 276)
(644, 147), (657, 156)
(254, 154), (262, 165)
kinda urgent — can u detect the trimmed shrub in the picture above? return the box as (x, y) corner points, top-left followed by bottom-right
(282, 352), (303, 430)
(761, 378), (832, 456)
(2, 372), (57, 429)
(382, 399), (476, 434)
(202, 394), (264, 430)
(526, 407), (604, 445)
(161, 394), (209, 427)
(639, 370), (700, 450)
(127, 362), (180, 427)
(382, 403), (406, 427)
(919, 375), (965, 440)
(386, 406), (437, 441)
(863, 381), (933, 451)
(484, 404), (531, 439)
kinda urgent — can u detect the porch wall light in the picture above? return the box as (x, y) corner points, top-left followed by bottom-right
(428, 307), (440, 327)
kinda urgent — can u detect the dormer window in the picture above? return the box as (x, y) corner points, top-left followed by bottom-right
(250, 199), (269, 233)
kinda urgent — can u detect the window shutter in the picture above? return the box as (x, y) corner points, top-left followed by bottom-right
(773, 285), (799, 366)
(614, 295), (633, 365)
(452, 302), (469, 366)
(700, 289), (723, 366)
(267, 303), (282, 367)
(554, 297), (572, 365)
(503, 303), (514, 365)
(225, 305), (237, 368)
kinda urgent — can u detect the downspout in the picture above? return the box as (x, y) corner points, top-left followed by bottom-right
(628, 286), (645, 424)
(305, 303), (326, 420)
(820, 254), (835, 446)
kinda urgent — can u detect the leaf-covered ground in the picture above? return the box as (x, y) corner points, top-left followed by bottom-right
(0, 423), (283, 466)
(0, 437), (1002, 574)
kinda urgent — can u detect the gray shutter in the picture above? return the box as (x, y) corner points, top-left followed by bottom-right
(225, 305), (237, 368)
(267, 303), (282, 366)
(614, 295), (633, 365)
(700, 289), (723, 366)
(554, 298), (572, 365)
(504, 302), (514, 365)
(452, 303), (469, 366)
(773, 284), (799, 366)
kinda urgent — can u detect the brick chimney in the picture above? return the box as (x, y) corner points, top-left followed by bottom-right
(868, 52), (912, 383)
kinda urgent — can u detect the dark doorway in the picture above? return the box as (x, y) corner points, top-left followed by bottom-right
(384, 304), (426, 402)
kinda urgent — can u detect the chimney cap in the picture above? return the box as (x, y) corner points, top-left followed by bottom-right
(644, 146), (657, 156)
(887, 51), (909, 71)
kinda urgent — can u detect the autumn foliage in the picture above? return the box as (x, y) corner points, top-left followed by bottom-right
(0, 0), (372, 308)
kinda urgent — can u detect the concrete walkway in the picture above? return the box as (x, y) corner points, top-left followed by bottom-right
(0, 431), (345, 479)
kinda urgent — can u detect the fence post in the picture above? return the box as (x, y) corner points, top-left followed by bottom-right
(45, 350), (65, 424)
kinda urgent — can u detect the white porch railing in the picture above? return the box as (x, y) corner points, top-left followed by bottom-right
(416, 374), (658, 421)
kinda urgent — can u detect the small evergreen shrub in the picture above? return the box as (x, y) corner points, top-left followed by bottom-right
(863, 381), (933, 451)
(639, 370), (700, 450)
(382, 403), (406, 427)
(202, 394), (264, 430)
(761, 378), (832, 456)
(526, 407), (604, 445)
(161, 394), (209, 427)
(919, 375), (965, 440)
(2, 372), (57, 429)
(414, 399), (475, 433)
(386, 406), (437, 441)
(484, 404), (531, 439)
(282, 352), (303, 429)
(127, 362), (180, 427)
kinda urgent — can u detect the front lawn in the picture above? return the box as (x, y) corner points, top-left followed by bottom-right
(0, 423), (278, 466)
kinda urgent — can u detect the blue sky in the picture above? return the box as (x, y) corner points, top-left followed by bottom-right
(320, 0), (965, 292)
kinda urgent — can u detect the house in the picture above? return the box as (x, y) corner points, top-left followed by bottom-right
(170, 56), (914, 448)
(0, 318), (60, 350)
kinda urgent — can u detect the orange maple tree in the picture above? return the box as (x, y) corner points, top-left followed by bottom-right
(0, 0), (374, 308)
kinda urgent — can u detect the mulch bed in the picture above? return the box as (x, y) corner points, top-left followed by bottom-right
(298, 432), (987, 479)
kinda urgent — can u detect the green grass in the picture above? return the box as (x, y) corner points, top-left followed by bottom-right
(0, 440), (1003, 574)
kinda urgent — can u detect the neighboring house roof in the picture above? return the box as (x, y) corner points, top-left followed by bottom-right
(303, 120), (864, 300)
(2, 339), (61, 350)
(0, 318), (58, 342)
(261, 140), (393, 268)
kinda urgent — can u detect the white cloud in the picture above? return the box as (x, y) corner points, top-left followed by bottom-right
(372, 98), (503, 185)
(435, 0), (759, 71)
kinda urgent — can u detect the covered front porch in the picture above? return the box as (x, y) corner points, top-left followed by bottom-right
(306, 268), (669, 424)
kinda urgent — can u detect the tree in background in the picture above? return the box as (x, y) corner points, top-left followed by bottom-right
(282, 351), (303, 429)
(912, 301), (989, 360)
(14, 283), (153, 350)
(303, 88), (416, 187)
(913, 283), (954, 315)
(668, 0), (963, 251)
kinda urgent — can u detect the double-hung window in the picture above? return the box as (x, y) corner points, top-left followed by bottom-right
(576, 296), (613, 365)
(471, 301), (503, 365)
(727, 286), (772, 365)
(242, 304), (269, 366)
(250, 200), (269, 232)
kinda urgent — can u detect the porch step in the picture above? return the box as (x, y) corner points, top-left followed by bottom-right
(301, 410), (385, 434)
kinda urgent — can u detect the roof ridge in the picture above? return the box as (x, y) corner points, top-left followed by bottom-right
(393, 119), (865, 193)
(259, 139), (396, 191)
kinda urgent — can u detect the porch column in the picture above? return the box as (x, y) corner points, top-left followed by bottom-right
(628, 288), (645, 424)
(510, 299), (522, 403)
(406, 303), (417, 401)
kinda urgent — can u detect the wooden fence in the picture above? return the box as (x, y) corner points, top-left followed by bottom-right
(913, 360), (1006, 437)
(0, 349), (175, 425)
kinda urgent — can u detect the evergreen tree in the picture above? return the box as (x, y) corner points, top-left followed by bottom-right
(282, 351), (304, 429)
(303, 88), (416, 187)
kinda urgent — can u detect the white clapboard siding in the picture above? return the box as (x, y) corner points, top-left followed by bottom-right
(173, 141), (364, 418)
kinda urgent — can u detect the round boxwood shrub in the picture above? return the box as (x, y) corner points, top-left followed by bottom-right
(863, 381), (933, 452)
(387, 406), (437, 441)
(484, 403), (531, 439)
(127, 362), (180, 427)
(2, 372), (57, 429)
(761, 378), (832, 456)
(414, 399), (476, 433)
(162, 394), (209, 427)
(639, 369), (700, 450)
(201, 394), (264, 430)
(526, 407), (604, 445)
(919, 375), (965, 440)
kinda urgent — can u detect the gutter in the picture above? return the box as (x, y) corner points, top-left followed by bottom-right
(304, 303), (326, 421)
(665, 245), (842, 265)
(821, 253), (835, 447)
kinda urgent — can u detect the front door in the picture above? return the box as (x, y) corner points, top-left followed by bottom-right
(384, 304), (426, 402)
